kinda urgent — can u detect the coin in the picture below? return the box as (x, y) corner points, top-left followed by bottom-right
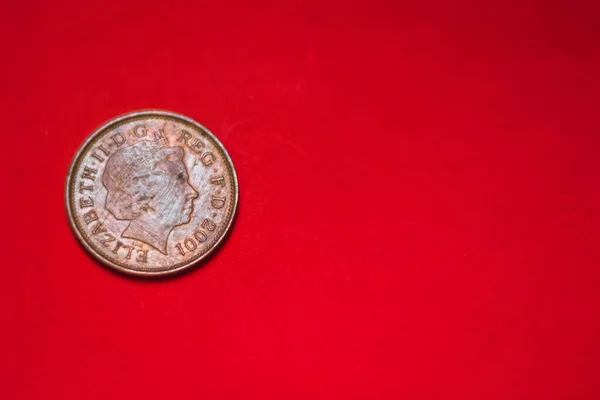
(66, 110), (239, 276)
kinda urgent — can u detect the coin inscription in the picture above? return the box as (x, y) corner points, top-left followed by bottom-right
(66, 111), (239, 276)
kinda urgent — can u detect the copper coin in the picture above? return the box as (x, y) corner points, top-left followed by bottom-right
(66, 110), (239, 276)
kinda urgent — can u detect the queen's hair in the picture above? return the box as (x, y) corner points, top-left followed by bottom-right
(102, 140), (183, 220)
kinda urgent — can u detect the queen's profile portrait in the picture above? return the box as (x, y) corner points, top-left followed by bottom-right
(102, 131), (199, 254)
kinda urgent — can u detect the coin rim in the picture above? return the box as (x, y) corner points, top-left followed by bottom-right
(65, 110), (239, 277)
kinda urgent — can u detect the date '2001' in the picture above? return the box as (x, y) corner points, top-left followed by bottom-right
(174, 218), (217, 256)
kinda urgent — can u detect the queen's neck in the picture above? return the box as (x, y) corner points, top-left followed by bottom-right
(122, 214), (173, 254)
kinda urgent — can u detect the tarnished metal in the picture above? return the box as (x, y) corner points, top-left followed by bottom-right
(66, 110), (238, 276)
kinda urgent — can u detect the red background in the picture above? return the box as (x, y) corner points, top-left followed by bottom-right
(2, 0), (600, 398)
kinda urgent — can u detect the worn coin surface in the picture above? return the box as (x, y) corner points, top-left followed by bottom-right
(66, 110), (238, 276)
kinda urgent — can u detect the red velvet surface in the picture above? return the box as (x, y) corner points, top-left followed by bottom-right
(3, 0), (600, 398)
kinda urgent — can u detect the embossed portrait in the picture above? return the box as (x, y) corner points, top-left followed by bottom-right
(102, 131), (199, 254)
